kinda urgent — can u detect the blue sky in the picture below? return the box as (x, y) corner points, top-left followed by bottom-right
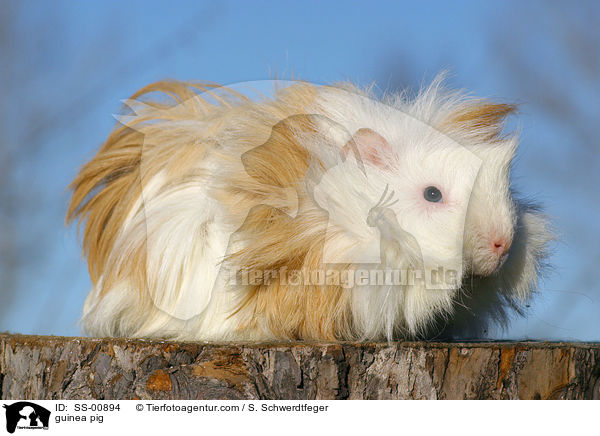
(1, 0), (598, 340)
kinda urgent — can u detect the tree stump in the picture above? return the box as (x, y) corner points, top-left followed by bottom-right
(1, 334), (599, 399)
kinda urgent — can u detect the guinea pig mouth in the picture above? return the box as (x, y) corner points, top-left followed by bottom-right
(468, 251), (510, 277)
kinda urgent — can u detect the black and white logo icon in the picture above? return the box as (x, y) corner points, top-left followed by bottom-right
(2, 402), (50, 433)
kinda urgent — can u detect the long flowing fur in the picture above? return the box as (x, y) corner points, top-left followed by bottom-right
(67, 78), (553, 341)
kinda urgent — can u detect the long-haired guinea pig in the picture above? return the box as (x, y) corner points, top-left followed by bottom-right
(67, 77), (553, 341)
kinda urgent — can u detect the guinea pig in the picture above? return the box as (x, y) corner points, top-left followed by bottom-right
(67, 77), (553, 341)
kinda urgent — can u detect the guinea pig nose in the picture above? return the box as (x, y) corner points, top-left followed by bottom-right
(491, 237), (511, 256)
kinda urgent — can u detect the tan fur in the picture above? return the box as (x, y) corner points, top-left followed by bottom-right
(66, 124), (144, 284)
(228, 205), (353, 340)
(445, 103), (516, 140)
(241, 115), (317, 188)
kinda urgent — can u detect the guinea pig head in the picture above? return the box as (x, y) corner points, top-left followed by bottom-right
(340, 101), (519, 284)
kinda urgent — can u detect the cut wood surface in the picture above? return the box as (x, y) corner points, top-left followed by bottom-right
(1, 334), (599, 399)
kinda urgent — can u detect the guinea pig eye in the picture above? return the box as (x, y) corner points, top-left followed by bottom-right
(424, 186), (443, 203)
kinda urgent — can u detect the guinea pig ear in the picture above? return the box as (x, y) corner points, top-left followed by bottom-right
(342, 128), (397, 171)
(445, 103), (517, 141)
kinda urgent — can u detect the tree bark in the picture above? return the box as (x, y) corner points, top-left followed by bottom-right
(1, 334), (599, 400)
